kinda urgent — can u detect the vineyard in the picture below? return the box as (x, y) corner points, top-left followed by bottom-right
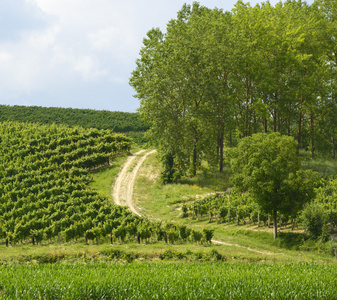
(0, 121), (141, 245)
(0, 122), (211, 247)
(182, 189), (337, 231)
(0, 105), (149, 133)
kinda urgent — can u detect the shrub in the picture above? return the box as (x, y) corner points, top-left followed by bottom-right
(302, 203), (327, 239)
(202, 228), (214, 244)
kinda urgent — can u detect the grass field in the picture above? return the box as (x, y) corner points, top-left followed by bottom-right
(89, 152), (130, 200)
(1, 262), (336, 299)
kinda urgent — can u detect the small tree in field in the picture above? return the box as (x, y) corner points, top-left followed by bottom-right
(230, 133), (320, 239)
(302, 202), (327, 239)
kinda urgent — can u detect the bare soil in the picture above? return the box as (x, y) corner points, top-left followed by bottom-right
(112, 150), (156, 216)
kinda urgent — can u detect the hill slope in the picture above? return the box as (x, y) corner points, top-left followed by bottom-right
(0, 121), (141, 245)
(0, 105), (149, 133)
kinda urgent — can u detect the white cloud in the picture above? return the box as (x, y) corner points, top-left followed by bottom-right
(0, 0), (315, 112)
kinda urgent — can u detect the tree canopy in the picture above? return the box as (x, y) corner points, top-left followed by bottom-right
(229, 132), (320, 239)
(130, 0), (337, 176)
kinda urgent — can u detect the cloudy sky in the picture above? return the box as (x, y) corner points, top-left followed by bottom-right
(0, 0), (314, 113)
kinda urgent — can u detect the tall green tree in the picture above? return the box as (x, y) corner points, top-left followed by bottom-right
(130, 3), (235, 176)
(230, 133), (319, 239)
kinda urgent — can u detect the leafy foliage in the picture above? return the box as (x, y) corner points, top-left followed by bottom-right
(230, 133), (320, 238)
(131, 0), (337, 177)
(302, 202), (328, 239)
(0, 121), (137, 244)
(0, 105), (149, 133)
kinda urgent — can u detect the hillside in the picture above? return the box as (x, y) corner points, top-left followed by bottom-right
(0, 121), (143, 245)
(0, 105), (149, 133)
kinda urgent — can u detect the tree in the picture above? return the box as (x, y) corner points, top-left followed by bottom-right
(302, 202), (327, 239)
(202, 228), (214, 244)
(230, 132), (319, 239)
(130, 3), (235, 176)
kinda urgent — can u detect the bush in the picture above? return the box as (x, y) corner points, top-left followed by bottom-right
(202, 228), (214, 244)
(302, 203), (327, 239)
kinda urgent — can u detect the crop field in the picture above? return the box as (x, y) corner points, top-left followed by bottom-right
(0, 262), (336, 299)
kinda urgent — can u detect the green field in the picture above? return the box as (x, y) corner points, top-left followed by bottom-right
(1, 120), (337, 299)
(0, 262), (336, 299)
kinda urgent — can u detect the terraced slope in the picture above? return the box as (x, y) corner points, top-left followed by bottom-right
(0, 121), (140, 244)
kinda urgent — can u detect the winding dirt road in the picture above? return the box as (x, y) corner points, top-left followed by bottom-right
(112, 150), (156, 216)
(111, 149), (277, 256)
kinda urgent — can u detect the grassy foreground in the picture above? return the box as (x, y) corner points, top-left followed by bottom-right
(1, 262), (336, 299)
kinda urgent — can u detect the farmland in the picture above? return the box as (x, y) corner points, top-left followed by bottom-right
(0, 121), (336, 296)
(2, 0), (337, 297)
(1, 263), (336, 299)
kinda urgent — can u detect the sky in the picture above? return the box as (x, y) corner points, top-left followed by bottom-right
(0, 0), (314, 113)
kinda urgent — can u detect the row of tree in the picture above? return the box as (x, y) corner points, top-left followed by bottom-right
(130, 0), (337, 176)
(0, 105), (149, 133)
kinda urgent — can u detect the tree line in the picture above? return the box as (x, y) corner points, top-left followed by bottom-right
(130, 0), (337, 176)
(0, 105), (149, 133)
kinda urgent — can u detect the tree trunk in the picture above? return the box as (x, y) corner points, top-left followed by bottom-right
(58, 232), (61, 245)
(192, 145), (197, 176)
(268, 214), (270, 228)
(264, 117), (268, 133)
(273, 111), (277, 132)
(228, 206), (231, 223)
(297, 110), (302, 154)
(332, 137), (336, 159)
(219, 135), (224, 173)
(236, 207), (239, 225)
(273, 210), (278, 240)
(311, 113), (315, 159)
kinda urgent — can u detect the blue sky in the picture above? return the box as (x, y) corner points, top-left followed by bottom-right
(0, 0), (314, 113)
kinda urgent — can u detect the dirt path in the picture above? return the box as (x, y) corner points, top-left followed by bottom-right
(112, 149), (278, 256)
(212, 239), (277, 255)
(112, 150), (156, 216)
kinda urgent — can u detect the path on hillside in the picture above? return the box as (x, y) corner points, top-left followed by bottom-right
(112, 150), (156, 216)
(112, 149), (277, 256)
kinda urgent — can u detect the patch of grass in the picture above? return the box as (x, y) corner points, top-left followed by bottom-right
(300, 150), (337, 177)
(133, 151), (337, 263)
(89, 154), (128, 200)
(134, 152), (225, 221)
(180, 165), (231, 191)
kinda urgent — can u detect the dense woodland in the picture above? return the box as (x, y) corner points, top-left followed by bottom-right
(0, 105), (149, 133)
(130, 0), (337, 175)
